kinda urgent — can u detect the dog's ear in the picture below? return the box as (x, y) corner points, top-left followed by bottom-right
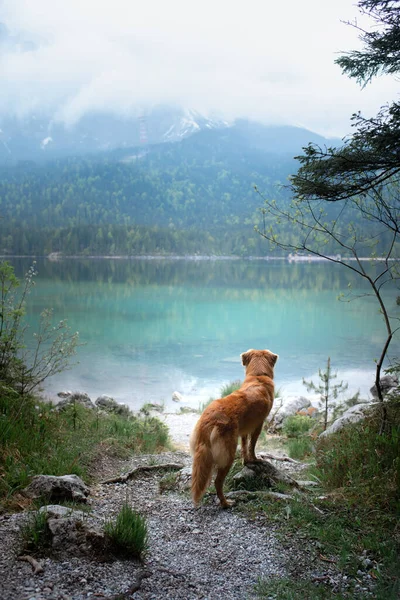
(265, 350), (279, 366)
(241, 349), (254, 366)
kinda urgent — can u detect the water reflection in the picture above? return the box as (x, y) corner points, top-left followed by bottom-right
(7, 257), (399, 409)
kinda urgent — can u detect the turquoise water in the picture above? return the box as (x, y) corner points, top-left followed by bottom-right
(10, 258), (400, 410)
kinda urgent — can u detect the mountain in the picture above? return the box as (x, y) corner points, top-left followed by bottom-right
(0, 106), (229, 164)
(0, 117), (342, 257)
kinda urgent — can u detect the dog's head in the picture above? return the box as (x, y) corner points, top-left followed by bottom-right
(240, 349), (278, 378)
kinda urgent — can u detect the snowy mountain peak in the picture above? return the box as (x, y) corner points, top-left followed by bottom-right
(162, 109), (229, 141)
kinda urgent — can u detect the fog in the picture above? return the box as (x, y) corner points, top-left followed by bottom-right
(0, 0), (398, 136)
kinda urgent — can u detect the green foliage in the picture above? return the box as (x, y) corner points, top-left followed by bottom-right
(303, 358), (348, 431)
(0, 139), (295, 256)
(250, 397), (400, 598)
(251, 491), (399, 599)
(255, 576), (347, 599)
(104, 503), (148, 560)
(314, 404), (400, 510)
(0, 391), (170, 504)
(21, 510), (52, 554)
(282, 414), (313, 438)
(286, 437), (314, 461)
(0, 261), (79, 395)
(336, 1), (400, 85)
(282, 415), (314, 460)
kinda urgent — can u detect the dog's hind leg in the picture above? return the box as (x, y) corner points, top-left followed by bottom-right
(241, 435), (250, 463)
(215, 463), (235, 508)
(214, 435), (237, 508)
(247, 423), (264, 462)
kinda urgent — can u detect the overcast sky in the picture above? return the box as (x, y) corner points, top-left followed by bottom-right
(0, 0), (398, 137)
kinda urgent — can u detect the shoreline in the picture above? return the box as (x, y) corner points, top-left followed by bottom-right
(0, 253), (393, 263)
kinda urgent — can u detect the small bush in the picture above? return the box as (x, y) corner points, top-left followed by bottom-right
(282, 414), (313, 438)
(104, 503), (148, 560)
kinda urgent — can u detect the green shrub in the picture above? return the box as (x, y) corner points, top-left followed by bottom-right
(104, 503), (148, 560)
(0, 261), (79, 396)
(282, 414), (313, 438)
(315, 404), (400, 510)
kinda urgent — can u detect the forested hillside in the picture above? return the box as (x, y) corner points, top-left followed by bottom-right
(0, 121), (338, 256)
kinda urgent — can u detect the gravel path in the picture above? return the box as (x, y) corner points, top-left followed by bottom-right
(0, 413), (340, 600)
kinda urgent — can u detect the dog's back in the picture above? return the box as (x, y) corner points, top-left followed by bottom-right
(190, 349), (278, 508)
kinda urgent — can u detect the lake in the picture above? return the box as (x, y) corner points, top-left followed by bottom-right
(9, 257), (400, 411)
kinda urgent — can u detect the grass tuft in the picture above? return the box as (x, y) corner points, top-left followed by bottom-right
(286, 436), (314, 460)
(104, 503), (148, 560)
(21, 510), (52, 555)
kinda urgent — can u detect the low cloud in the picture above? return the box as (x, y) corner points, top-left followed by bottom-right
(0, 0), (398, 136)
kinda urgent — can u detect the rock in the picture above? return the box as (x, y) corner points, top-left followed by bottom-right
(95, 395), (131, 416)
(231, 460), (299, 489)
(37, 506), (106, 556)
(370, 375), (398, 399)
(57, 390), (73, 398)
(233, 466), (257, 482)
(319, 403), (376, 437)
(39, 505), (86, 519)
(172, 391), (183, 402)
(56, 392), (95, 411)
(23, 474), (90, 503)
(47, 518), (105, 555)
(273, 396), (312, 427)
(175, 466), (192, 491)
(295, 480), (319, 487)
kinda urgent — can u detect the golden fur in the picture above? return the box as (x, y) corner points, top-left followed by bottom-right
(190, 348), (278, 508)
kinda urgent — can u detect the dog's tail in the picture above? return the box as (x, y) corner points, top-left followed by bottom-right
(190, 427), (214, 506)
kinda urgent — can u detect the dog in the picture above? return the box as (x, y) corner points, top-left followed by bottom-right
(190, 348), (278, 508)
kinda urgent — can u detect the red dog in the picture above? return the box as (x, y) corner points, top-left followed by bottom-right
(190, 349), (278, 508)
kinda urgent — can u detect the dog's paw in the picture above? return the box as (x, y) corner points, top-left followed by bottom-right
(220, 499), (235, 509)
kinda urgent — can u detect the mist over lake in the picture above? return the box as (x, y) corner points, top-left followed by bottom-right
(12, 257), (400, 411)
